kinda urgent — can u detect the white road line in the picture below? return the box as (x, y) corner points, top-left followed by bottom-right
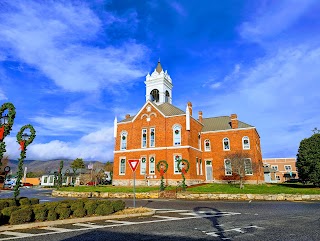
(1, 231), (34, 237)
(155, 209), (189, 213)
(153, 215), (177, 219)
(41, 227), (71, 232)
(105, 220), (135, 224)
(73, 223), (104, 228)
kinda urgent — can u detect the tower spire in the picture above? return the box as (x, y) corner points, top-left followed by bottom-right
(156, 59), (163, 73)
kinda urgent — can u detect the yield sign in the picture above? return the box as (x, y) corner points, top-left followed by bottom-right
(128, 159), (140, 172)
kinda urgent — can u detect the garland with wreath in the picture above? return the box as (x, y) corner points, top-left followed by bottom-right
(156, 160), (168, 191)
(176, 158), (190, 191)
(0, 102), (16, 166)
(14, 124), (36, 199)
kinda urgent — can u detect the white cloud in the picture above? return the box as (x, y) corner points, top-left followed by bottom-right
(0, 0), (149, 92)
(169, 2), (187, 17)
(81, 127), (114, 144)
(197, 44), (320, 158)
(0, 89), (7, 100)
(240, 0), (317, 42)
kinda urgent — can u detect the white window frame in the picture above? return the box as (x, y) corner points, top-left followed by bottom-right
(120, 131), (127, 150)
(150, 128), (155, 147)
(141, 129), (147, 148)
(244, 158), (253, 175)
(196, 157), (199, 175)
(223, 137), (230, 151)
(140, 157), (147, 175)
(119, 158), (126, 175)
(199, 158), (203, 175)
(149, 156), (155, 174)
(204, 139), (211, 151)
(173, 125), (181, 146)
(174, 155), (182, 174)
(271, 165), (278, 171)
(242, 136), (250, 150)
(284, 165), (292, 171)
(224, 159), (232, 175)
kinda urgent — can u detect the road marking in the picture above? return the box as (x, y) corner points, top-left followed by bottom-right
(153, 215), (177, 219)
(204, 225), (263, 238)
(1, 231), (34, 237)
(73, 223), (105, 228)
(105, 220), (136, 224)
(155, 209), (189, 213)
(41, 227), (71, 232)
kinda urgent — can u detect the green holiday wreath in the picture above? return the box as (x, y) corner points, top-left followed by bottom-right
(16, 124), (36, 148)
(0, 102), (16, 139)
(156, 160), (168, 173)
(176, 159), (190, 174)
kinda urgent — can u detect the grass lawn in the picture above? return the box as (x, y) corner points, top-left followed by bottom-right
(58, 183), (320, 195)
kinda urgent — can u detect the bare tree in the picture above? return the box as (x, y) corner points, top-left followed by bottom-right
(224, 151), (258, 189)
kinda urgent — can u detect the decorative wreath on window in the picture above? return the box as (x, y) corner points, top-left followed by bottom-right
(122, 135), (126, 140)
(0, 102), (16, 140)
(175, 130), (179, 134)
(156, 160), (168, 174)
(177, 159), (190, 174)
(16, 124), (36, 151)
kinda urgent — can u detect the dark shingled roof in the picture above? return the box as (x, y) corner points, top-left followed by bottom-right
(201, 116), (253, 132)
(118, 103), (254, 132)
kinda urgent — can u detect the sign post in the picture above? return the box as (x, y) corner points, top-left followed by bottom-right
(128, 159), (140, 208)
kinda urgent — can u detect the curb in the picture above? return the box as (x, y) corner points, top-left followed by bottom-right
(0, 210), (156, 231)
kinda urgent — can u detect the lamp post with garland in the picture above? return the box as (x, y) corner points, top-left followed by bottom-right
(0, 103), (16, 189)
(176, 156), (190, 191)
(156, 160), (168, 191)
(14, 124), (36, 199)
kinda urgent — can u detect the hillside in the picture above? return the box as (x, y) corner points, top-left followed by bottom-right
(7, 159), (107, 175)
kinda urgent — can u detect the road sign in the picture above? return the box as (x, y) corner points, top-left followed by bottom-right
(128, 159), (140, 172)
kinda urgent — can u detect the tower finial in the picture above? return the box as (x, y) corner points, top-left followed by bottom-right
(156, 59), (163, 73)
(158, 57), (160, 62)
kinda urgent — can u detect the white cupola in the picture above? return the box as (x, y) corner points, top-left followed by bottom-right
(144, 60), (173, 105)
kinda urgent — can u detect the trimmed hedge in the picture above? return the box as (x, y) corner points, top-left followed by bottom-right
(0, 198), (126, 226)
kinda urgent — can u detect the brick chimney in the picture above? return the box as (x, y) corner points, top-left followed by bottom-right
(198, 111), (203, 123)
(230, 114), (238, 129)
(187, 101), (192, 116)
(125, 114), (131, 119)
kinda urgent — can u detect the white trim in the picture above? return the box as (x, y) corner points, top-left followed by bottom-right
(204, 139), (211, 152)
(224, 159), (232, 176)
(205, 160), (213, 181)
(114, 145), (201, 153)
(149, 156), (155, 174)
(223, 137), (230, 151)
(150, 127), (155, 147)
(119, 157), (126, 175)
(242, 136), (250, 150)
(141, 128), (147, 148)
(140, 156), (147, 175)
(131, 100), (166, 122)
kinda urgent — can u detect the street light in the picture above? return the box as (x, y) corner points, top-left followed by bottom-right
(0, 114), (8, 125)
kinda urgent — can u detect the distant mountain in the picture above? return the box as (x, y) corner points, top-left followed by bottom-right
(7, 159), (106, 175)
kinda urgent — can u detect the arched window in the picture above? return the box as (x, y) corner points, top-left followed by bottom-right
(223, 137), (230, 150)
(242, 136), (250, 149)
(120, 131), (127, 150)
(165, 90), (170, 103)
(204, 139), (211, 151)
(141, 129), (147, 148)
(173, 125), (181, 146)
(150, 128), (155, 147)
(150, 89), (159, 102)
(244, 159), (253, 175)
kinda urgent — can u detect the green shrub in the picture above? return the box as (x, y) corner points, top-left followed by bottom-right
(29, 198), (40, 205)
(9, 207), (33, 225)
(1, 206), (20, 217)
(84, 200), (99, 216)
(95, 203), (113, 216)
(112, 200), (126, 212)
(55, 205), (71, 220)
(0, 200), (9, 211)
(6, 199), (18, 207)
(33, 204), (47, 222)
(73, 207), (86, 218)
(47, 210), (58, 221)
(45, 202), (59, 211)
(19, 197), (31, 206)
(71, 200), (84, 211)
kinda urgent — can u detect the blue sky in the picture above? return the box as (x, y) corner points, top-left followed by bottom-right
(0, 0), (319, 162)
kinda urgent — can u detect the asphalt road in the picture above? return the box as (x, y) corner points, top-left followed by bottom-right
(0, 188), (319, 240)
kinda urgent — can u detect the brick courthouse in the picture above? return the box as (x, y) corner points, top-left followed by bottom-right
(113, 61), (264, 186)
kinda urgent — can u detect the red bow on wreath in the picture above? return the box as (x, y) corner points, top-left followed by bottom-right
(0, 126), (4, 141)
(19, 140), (25, 151)
(160, 169), (164, 177)
(181, 167), (186, 175)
